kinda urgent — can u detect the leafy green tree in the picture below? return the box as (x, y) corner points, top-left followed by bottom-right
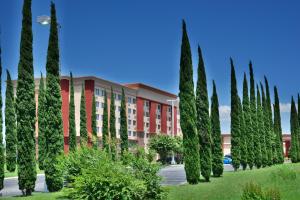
(242, 73), (253, 169)
(44, 2), (64, 192)
(15, 0), (37, 195)
(148, 134), (176, 164)
(290, 97), (299, 163)
(110, 87), (117, 160)
(80, 84), (88, 144)
(38, 74), (46, 170)
(0, 40), (4, 190)
(91, 94), (97, 148)
(274, 87), (284, 164)
(69, 72), (76, 151)
(260, 83), (268, 167)
(210, 81), (223, 177)
(178, 20), (200, 184)
(196, 46), (211, 181)
(249, 62), (260, 168)
(5, 70), (17, 172)
(230, 58), (241, 171)
(238, 91), (247, 170)
(102, 90), (109, 151)
(264, 77), (275, 165)
(120, 88), (128, 155)
(254, 85), (263, 168)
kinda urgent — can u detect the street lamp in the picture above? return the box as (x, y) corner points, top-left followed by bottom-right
(167, 98), (179, 165)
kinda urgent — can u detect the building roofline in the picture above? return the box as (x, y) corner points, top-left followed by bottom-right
(124, 83), (177, 98)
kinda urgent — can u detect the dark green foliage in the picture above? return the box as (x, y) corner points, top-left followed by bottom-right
(239, 93), (247, 170)
(242, 73), (253, 169)
(5, 70), (17, 172)
(274, 87), (284, 164)
(110, 87), (117, 160)
(230, 58), (241, 171)
(290, 97), (299, 163)
(0, 41), (4, 190)
(91, 94), (97, 148)
(148, 134), (176, 164)
(249, 63), (261, 169)
(260, 83), (268, 167)
(196, 46), (211, 181)
(80, 85), (88, 144)
(210, 81), (223, 177)
(241, 182), (281, 200)
(44, 2), (64, 192)
(15, 0), (37, 195)
(69, 72), (76, 151)
(38, 74), (46, 170)
(264, 77), (275, 165)
(120, 88), (128, 155)
(254, 85), (263, 169)
(102, 90), (109, 151)
(178, 20), (200, 184)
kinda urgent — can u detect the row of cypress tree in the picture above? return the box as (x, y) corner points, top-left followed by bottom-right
(230, 59), (284, 171)
(179, 20), (223, 184)
(289, 95), (300, 163)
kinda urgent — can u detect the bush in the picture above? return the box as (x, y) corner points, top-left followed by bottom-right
(58, 146), (165, 200)
(270, 165), (297, 182)
(241, 182), (281, 200)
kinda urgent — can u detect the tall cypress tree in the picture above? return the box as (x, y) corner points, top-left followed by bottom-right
(290, 97), (299, 163)
(5, 70), (17, 172)
(179, 20), (200, 184)
(230, 58), (241, 171)
(260, 83), (268, 167)
(242, 73), (252, 169)
(38, 74), (46, 170)
(44, 2), (64, 192)
(264, 77), (275, 165)
(0, 39), (4, 191)
(69, 72), (76, 151)
(274, 87), (284, 164)
(239, 87), (247, 170)
(196, 46), (211, 182)
(254, 84), (263, 169)
(91, 94), (97, 148)
(249, 62), (258, 169)
(120, 88), (128, 155)
(210, 81), (223, 177)
(110, 87), (117, 160)
(102, 90), (109, 151)
(80, 84), (88, 144)
(15, 0), (37, 195)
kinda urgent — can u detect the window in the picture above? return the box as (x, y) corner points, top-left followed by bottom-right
(157, 104), (161, 110)
(157, 125), (161, 129)
(96, 101), (100, 108)
(157, 114), (161, 119)
(128, 120), (131, 125)
(128, 97), (132, 103)
(144, 112), (149, 117)
(146, 123), (149, 128)
(133, 109), (136, 115)
(128, 131), (132, 136)
(168, 106), (172, 112)
(133, 98), (136, 104)
(118, 94), (122, 101)
(101, 90), (105, 96)
(133, 120), (136, 126)
(101, 103), (105, 108)
(128, 108), (131, 114)
(96, 114), (100, 120)
(133, 131), (137, 137)
(144, 101), (149, 107)
(146, 133), (149, 138)
(95, 88), (100, 96)
(168, 117), (171, 121)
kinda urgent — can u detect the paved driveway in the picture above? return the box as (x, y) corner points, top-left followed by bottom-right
(1, 164), (234, 197)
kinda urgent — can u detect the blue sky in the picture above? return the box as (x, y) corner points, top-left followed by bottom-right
(0, 0), (300, 134)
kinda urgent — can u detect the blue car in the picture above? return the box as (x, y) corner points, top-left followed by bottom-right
(223, 156), (232, 164)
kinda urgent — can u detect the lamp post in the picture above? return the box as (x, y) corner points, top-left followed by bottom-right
(167, 98), (178, 165)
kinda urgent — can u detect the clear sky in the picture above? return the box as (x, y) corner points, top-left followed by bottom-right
(0, 0), (300, 134)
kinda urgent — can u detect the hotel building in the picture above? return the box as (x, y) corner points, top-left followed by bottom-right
(18, 76), (181, 154)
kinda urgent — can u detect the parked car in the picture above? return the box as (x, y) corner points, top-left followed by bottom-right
(223, 156), (232, 164)
(224, 154), (232, 159)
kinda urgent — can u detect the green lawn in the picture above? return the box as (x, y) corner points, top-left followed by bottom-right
(167, 163), (300, 200)
(4, 165), (44, 178)
(1, 192), (65, 200)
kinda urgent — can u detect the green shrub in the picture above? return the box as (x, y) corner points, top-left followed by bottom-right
(270, 165), (297, 181)
(241, 182), (281, 200)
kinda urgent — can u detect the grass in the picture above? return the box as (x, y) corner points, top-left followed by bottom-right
(166, 163), (300, 200)
(4, 164), (44, 178)
(1, 192), (65, 200)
